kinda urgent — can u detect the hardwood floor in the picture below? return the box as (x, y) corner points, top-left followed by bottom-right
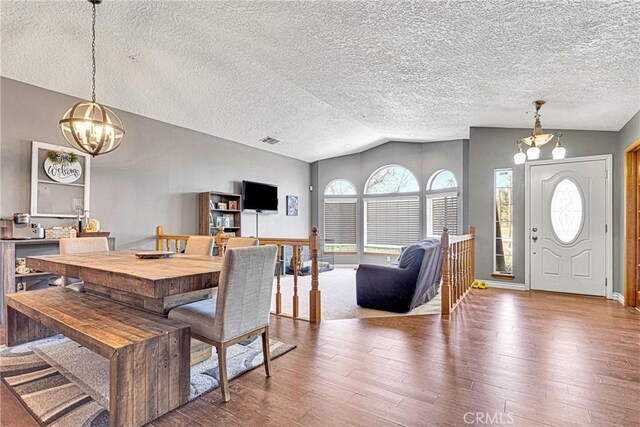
(1, 289), (639, 426)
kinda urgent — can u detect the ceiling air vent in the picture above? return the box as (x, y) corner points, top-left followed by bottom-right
(260, 136), (280, 145)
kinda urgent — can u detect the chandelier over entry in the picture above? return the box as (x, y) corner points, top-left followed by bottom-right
(514, 100), (565, 164)
(59, 0), (124, 157)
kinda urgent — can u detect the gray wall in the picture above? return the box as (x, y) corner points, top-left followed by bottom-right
(468, 127), (621, 292)
(617, 110), (640, 297)
(0, 78), (311, 249)
(312, 139), (467, 265)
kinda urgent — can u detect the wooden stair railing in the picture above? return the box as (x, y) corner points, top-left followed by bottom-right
(216, 226), (321, 323)
(156, 226), (190, 252)
(156, 226), (322, 323)
(441, 225), (476, 315)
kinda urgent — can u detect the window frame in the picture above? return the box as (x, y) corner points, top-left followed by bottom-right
(363, 194), (421, 254)
(425, 190), (459, 237)
(323, 196), (358, 254)
(362, 165), (421, 254)
(426, 169), (459, 238)
(324, 179), (358, 196)
(426, 169), (458, 191)
(364, 164), (420, 196)
(493, 168), (514, 277)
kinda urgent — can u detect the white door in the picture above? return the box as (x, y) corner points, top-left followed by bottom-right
(528, 159), (609, 296)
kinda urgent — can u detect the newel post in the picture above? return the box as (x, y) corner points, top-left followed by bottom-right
(309, 226), (321, 323)
(469, 225), (476, 283)
(156, 225), (163, 251)
(215, 226), (226, 256)
(441, 227), (451, 315)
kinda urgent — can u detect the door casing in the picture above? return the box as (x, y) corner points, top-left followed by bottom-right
(525, 155), (613, 298)
(624, 138), (640, 307)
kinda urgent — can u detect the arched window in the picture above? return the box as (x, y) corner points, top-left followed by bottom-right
(365, 165), (419, 194)
(323, 179), (357, 253)
(428, 169), (457, 190)
(364, 165), (420, 253)
(324, 179), (357, 195)
(426, 170), (458, 236)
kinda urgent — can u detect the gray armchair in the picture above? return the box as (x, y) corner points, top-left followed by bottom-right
(356, 239), (443, 313)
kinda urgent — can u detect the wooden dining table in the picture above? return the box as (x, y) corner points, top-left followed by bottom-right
(26, 250), (223, 364)
(26, 250), (223, 314)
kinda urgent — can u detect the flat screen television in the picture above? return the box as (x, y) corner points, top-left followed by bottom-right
(242, 180), (278, 213)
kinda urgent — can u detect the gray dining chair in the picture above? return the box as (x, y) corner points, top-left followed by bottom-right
(168, 244), (278, 402)
(57, 237), (109, 292)
(184, 236), (215, 256)
(226, 237), (259, 249)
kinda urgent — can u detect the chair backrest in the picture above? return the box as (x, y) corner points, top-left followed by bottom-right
(225, 237), (259, 250)
(184, 236), (215, 256)
(59, 237), (109, 255)
(213, 245), (278, 342)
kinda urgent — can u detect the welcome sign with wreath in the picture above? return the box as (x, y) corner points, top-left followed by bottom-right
(43, 151), (83, 184)
(30, 141), (91, 218)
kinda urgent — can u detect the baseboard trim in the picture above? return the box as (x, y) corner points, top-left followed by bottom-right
(612, 292), (625, 305)
(479, 279), (526, 291)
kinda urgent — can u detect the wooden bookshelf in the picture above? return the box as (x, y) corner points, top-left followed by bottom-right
(198, 191), (242, 237)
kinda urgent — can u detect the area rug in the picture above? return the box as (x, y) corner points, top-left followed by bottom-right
(272, 267), (441, 320)
(0, 334), (295, 426)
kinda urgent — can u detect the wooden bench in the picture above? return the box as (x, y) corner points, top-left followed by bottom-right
(4, 287), (191, 427)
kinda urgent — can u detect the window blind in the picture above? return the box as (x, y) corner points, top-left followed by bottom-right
(324, 200), (357, 245)
(365, 198), (420, 247)
(427, 195), (458, 236)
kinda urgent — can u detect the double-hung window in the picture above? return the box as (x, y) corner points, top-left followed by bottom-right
(364, 165), (420, 254)
(426, 170), (458, 237)
(323, 179), (357, 253)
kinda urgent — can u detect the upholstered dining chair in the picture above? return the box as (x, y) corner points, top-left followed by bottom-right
(184, 236), (215, 255)
(226, 237), (259, 249)
(58, 237), (109, 292)
(168, 245), (278, 402)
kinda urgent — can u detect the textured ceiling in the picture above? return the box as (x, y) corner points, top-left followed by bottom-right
(1, 1), (639, 162)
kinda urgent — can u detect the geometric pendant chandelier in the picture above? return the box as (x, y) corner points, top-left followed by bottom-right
(59, 0), (124, 157)
(514, 100), (565, 164)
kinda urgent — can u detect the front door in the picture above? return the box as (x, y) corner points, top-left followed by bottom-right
(528, 158), (609, 296)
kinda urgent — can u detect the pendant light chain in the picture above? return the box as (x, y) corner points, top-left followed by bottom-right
(58, 0), (125, 156)
(91, 1), (97, 102)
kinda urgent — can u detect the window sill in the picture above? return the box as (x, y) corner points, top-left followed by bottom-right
(491, 273), (514, 280)
(323, 252), (358, 255)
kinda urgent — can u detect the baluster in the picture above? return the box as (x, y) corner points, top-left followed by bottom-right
(440, 227), (451, 315)
(458, 242), (463, 301)
(292, 245), (299, 318)
(453, 242), (460, 304)
(276, 245), (282, 315)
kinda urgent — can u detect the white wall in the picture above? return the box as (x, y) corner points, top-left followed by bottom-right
(0, 78), (311, 249)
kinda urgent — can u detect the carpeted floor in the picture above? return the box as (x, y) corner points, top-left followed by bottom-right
(0, 334), (295, 426)
(271, 267), (441, 320)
